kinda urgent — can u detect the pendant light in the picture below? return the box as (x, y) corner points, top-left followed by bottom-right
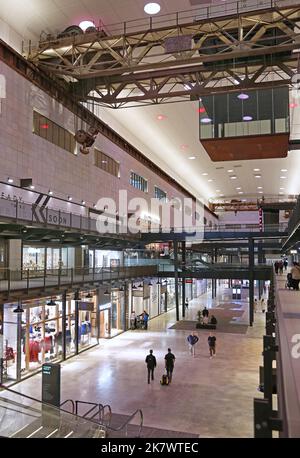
(148, 281), (153, 286)
(138, 282), (143, 288)
(132, 284), (137, 290)
(13, 302), (24, 313)
(104, 288), (110, 295)
(86, 292), (93, 299)
(47, 297), (57, 306)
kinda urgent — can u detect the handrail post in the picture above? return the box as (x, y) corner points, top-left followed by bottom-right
(26, 268), (29, 293)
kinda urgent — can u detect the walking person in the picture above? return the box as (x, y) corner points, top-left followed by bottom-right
(291, 262), (300, 290)
(284, 259), (288, 271)
(130, 310), (136, 330)
(279, 261), (284, 275)
(145, 349), (157, 384)
(164, 348), (175, 384)
(187, 332), (199, 357)
(143, 310), (149, 330)
(208, 333), (217, 359)
(202, 306), (209, 319)
(274, 261), (279, 275)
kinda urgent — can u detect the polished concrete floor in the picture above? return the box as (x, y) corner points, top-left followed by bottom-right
(4, 285), (267, 438)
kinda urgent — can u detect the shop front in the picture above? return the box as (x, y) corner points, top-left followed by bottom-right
(89, 249), (123, 268)
(99, 287), (126, 338)
(0, 290), (99, 384)
(22, 245), (75, 273)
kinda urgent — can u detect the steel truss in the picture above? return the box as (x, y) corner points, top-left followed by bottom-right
(26, 3), (300, 107)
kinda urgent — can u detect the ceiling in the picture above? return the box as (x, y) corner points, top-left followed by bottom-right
(1, 0), (300, 204)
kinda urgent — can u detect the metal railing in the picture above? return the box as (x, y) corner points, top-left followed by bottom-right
(31, 0), (292, 48)
(286, 194), (300, 236)
(0, 386), (106, 438)
(0, 265), (159, 294)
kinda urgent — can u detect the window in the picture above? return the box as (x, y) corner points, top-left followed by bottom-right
(94, 149), (120, 178)
(130, 171), (148, 192)
(33, 111), (76, 154)
(154, 186), (167, 201)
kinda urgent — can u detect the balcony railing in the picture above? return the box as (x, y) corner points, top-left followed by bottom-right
(0, 265), (159, 294)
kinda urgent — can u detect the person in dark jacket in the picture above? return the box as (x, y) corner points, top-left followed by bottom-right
(208, 333), (217, 359)
(164, 348), (175, 384)
(145, 349), (157, 384)
(210, 315), (217, 325)
(202, 307), (209, 318)
(187, 332), (199, 357)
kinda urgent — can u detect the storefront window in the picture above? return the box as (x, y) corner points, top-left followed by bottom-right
(2, 305), (18, 382)
(78, 292), (98, 352)
(23, 247), (46, 272)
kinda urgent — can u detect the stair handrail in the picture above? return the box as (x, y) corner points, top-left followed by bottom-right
(0, 386), (106, 436)
(60, 399), (75, 414)
(109, 409), (144, 438)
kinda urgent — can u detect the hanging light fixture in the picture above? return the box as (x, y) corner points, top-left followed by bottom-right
(47, 298), (57, 306)
(86, 292), (93, 299)
(119, 286), (124, 292)
(13, 302), (24, 313)
(156, 279), (161, 284)
(104, 289), (110, 295)
(138, 282), (143, 288)
(237, 93), (249, 100)
(148, 281), (153, 286)
(132, 284), (137, 290)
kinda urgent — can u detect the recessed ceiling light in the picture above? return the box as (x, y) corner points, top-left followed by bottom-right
(238, 191), (244, 194)
(280, 187), (284, 190)
(237, 93), (249, 100)
(236, 187), (241, 190)
(281, 169), (288, 172)
(79, 20), (95, 31)
(68, 196), (72, 201)
(243, 115), (253, 121)
(255, 175), (261, 178)
(257, 187), (263, 189)
(258, 191), (263, 194)
(280, 176), (287, 179)
(208, 179), (213, 182)
(253, 168), (260, 172)
(7, 177), (14, 183)
(189, 156), (196, 160)
(144, 3), (161, 15)
(157, 114), (166, 121)
(48, 190), (53, 195)
(227, 169), (233, 172)
(202, 173), (208, 176)
(81, 200), (86, 205)
(230, 176), (237, 180)
(30, 185), (35, 190)
(279, 192), (284, 195)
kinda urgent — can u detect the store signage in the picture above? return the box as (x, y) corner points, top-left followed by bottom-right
(99, 303), (111, 311)
(78, 301), (94, 311)
(42, 363), (61, 407)
(185, 279), (193, 283)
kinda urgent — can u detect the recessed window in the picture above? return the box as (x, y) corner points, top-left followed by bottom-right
(154, 186), (167, 202)
(95, 149), (120, 178)
(130, 172), (148, 192)
(33, 111), (76, 155)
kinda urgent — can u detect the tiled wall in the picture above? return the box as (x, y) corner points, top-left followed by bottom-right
(0, 59), (217, 227)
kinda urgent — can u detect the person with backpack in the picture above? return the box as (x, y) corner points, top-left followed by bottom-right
(143, 310), (149, 330)
(164, 348), (175, 384)
(145, 349), (157, 384)
(187, 332), (199, 357)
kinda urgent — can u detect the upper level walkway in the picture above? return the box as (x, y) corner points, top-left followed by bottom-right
(273, 274), (300, 437)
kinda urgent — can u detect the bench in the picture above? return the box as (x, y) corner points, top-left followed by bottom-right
(196, 323), (216, 330)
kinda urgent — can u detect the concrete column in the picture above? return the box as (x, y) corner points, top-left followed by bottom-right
(182, 242), (186, 318)
(62, 291), (67, 360)
(249, 238), (255, 327)
(174, 241), (180, 321)
(8, 239), (22, 271)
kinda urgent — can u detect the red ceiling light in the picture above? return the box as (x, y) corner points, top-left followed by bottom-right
(40, 123), (49, 129)
(290, 102), (298, 108)
(198, 107), (206, 113)
(181, 144), (189, 150)
(157, 114), (166, 121)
